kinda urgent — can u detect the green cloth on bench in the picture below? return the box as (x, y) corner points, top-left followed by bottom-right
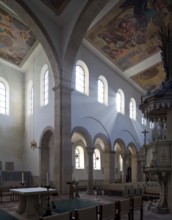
(53, 199), (100, 213)
(0, 210), (17, 220)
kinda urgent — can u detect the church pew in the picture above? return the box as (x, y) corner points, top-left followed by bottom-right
(115, 198), (131, 220)
(39, 211), (73, 220)
(74, 206), (98, 220)
(99, 202), (117, 220)
(130, 196), (143, 220)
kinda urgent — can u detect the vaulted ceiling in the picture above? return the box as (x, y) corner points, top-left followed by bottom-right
(0, 0), (169, 93)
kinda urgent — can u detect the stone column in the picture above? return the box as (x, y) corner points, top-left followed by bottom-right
(110, 151), (115, 183)
(131, 155), (137, 182)
(86, 147), (94, 194)
(103, 151), (115, 184)
(53, 82), (73, 194)
(121, 154), (126, 183)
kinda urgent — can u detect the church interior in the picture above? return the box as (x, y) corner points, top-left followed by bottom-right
(0, 0), (172, 219)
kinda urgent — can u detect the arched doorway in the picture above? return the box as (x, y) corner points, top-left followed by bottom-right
(127, 144), (138, 183)
(114, 140), (126, 183)
(40, 129), (55, 186)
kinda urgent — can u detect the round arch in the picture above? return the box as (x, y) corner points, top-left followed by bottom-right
(127, 142), (138, 183)
(127, 142), (138, 156)
(39, 126), (55, 185)
(113, 138), (126, 155)
(63, 0), (110, 87)
(94, 133), (111, 153)
(71, 126), (93, 148)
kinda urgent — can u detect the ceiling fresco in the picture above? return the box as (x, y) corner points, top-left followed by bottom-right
(130, 62), (165, 92)
(0, 7), (36, 66)
(86, 0), (169, 72)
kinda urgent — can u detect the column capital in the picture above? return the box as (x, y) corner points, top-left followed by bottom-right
(53, 82), (73, 93)
(86, 147), (94, 155)
(110, 151), (115, 154)
(121, 153), (127, 159)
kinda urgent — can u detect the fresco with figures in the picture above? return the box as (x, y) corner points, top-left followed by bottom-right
(86, 0), (169, 71)
(0, 8), (36, 66)
(131, 62), (165, 92)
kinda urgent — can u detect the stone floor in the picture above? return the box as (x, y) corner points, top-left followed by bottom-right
(0, 191), (172, 220)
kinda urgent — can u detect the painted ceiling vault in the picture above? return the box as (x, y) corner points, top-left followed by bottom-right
(0, 7), (36, 66)
(86, 0), (169, 92)
(0, 0), (170, 93)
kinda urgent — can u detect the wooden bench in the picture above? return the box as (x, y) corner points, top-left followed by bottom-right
(116, 198), (131, 220)
(40, 211), (73, 220)
(130, 196), (143, 220)
(99, 202), (117, 220)
(100, 184), (125, 196)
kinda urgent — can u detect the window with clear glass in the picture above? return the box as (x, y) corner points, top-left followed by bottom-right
(119, 154), (123, 171)
(97, 75), (108, 105)
(93, 149), (101, 170)
(0, 82), (6, 114)
(75, 146), (84, 169)
(30, 86), (33, 114)
(75, 65), (85, 93)
(98, 79), (104, 104)
(75, 148), (80, 168)
(130, 98), (136, 120)
(150, 121), (154, 129)
(116, 89), (125, 114)
(116, 91), (121, 112)
(44, 70), (49, 105)
(142, 117), (147, 125)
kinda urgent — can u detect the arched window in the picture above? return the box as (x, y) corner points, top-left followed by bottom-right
(119, 154), (123, 172)
(98, 75), (108, 105)
(75, 146), (84, 169)
(0, 82), (6, 114)
(75, 65), (85, 93)
(75, 60), (89, 95)
(0, 78), (9, 115)
(40, 64), (49, 106)
(130, 98), (136, 120)
(44, 70), (49, 105)
(93, 148), (101, 170)
(150, 121), (154, 129)
(30, 86), (33, 115)
(27, 80), (33, 115)
(98, 79), (104, 103)
(116, 89), (125, 114)
(141, 116), (147, 125)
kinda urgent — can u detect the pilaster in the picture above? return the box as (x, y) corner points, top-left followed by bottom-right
(53, 82), (73, 194)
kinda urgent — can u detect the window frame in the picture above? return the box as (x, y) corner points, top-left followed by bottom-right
(40, 64), (49, 107)
(75, 146), (85, 169)
(0, 78), (9, 115)
(98, 75), (108, 105)
(116, 89), (125, 114)
(93, 148), (101, 170)
(43, 69), (49, 106)
(75, 60), (89, 96)
(129, 98), (136, 120)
